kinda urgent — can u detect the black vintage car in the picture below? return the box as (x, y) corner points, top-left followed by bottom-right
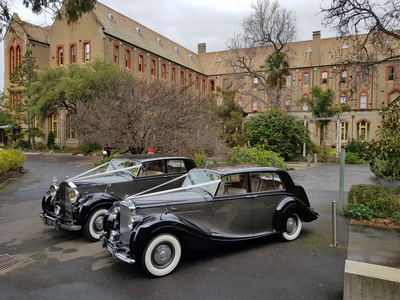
(39, 155), (196, 241)
(101, 164), (318, 277)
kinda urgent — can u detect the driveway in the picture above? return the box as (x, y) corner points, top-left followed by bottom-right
(0, 154), (376, 300)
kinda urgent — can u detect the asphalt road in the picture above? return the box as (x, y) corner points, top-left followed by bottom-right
(0, 154), (377, 300)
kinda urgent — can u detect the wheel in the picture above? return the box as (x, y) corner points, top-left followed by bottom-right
(281, 213), (302, 241)
(142, 234), (182, 277)
(83, 208), (109, 242)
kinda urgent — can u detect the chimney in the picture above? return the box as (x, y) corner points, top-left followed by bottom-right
(312, 31), (321, 66)
(198, 43), (206, 54)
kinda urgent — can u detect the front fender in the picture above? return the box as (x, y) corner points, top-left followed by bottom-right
(273, 196), (318, 232)
(77, 193), (122, 225)
(130, 213), (206, 258)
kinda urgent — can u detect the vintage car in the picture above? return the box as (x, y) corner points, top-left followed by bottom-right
(100, 164), (318, 277)
(39, 155), (196, 241)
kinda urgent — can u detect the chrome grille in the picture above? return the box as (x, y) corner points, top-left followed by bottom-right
(59, 182), (73, 218)
(120, 203), (131, 246)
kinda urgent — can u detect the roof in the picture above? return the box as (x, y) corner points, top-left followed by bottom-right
(92, 2), (205, 74)
(191, 164), (283, 175)
(116, 154), (191, 162)
(20, 21), (49, 44)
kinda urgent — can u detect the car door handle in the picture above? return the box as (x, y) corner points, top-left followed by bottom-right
(246, 195), (257, 198)
(170, 207), (178, 211)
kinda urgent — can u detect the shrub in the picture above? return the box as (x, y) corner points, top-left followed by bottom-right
(348, 184), (400, 215)
(393, 212), (400, 226)
(369, 158), (400, 181)
(345, 152), (362, 164)
(78, 142), (100, 154)
(227, 146), (285, 169)
(47, 131), (56, 149)
(393, 185), (400, 196)
(193, 153), (207, 167)
(11, 140), (31, 150)
(345, 140), (366, 155)
(344, 203), (374, 221)
(0, 150), (26, 174)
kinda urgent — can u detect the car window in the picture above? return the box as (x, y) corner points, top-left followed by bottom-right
(182, 170), (220, 195)
(250, 172), (285, 192)
(105, 159), (140, 173)
(138, 161), (166, 177)
(216, 174), (248, 195)
(167, 160), (187, 173)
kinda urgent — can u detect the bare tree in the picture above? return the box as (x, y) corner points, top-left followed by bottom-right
(226, 0), (297, 108)
(321, 0), (400, 96)
(74, 81), (221, 156)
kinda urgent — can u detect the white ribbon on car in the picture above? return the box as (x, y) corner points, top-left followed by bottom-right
(125, 178), (222, 200)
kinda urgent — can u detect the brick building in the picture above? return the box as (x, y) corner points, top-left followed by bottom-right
(3, 2), (400, 149)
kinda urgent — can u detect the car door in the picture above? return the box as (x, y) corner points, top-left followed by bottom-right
(209, 173), (253, 237)
(250, 172), (284, 236)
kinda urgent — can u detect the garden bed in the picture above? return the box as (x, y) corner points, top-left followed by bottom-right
(350, 217), (400, 229)
(0, 168), (27, 189)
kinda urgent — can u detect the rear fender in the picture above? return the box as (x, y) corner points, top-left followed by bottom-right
(273, 196), (318, 232)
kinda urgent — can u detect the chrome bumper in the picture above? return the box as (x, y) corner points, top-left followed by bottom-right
(101, 235), (135, 264)
(39, 212), (82, 231)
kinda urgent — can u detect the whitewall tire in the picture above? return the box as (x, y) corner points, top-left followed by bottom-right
(83, 208), (108, 242)
(142, 234), (182, 277)
(281, 213), (302, 241)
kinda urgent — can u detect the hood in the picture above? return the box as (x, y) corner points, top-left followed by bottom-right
(70, 173), (133, 188)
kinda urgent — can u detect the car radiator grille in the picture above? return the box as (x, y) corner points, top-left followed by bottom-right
(120, 204), (131, 246)
(60, 182), (73, 218)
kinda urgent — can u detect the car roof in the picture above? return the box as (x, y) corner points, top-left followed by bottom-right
(190, 164), (284, 176)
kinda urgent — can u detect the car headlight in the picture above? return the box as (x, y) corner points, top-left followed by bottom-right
(49, 184), (59, 198)
(54, 205), (61, 216)
(68, 189), (80, 204)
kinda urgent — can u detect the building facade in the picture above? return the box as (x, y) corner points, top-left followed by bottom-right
(3, 2), (400, 149)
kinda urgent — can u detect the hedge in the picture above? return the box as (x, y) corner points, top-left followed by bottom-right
(0, 150), (26, 174)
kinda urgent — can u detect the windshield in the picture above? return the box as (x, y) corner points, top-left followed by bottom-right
(106, 159), (141, 174)
(182, 170), (221, 195)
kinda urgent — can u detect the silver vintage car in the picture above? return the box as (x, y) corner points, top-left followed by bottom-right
(101, 164), (318, 276)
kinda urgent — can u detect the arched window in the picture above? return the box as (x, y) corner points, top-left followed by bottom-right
(48, 113), (59, 140)
(161, 63), (167, 80)
(359, 92), (368, 109)
(16, 46), (21, 66)
(113, 45), (119, 64)
(150, 58), (156, 76)
(237, 98), (243, 108)
(285, 96), (291, 112)
(10, 47), (14, 74)
(83, 42), (91, 62)
(340, 93), (347, 105)
(70, 44), (77, 63)
(138, 54), (144, 73)
(252, 100), (258, 112)
(357, 120), (370, 141)
(66, 114), (78, 140)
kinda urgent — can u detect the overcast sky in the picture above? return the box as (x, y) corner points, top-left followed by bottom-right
(1, 0), (334, 90)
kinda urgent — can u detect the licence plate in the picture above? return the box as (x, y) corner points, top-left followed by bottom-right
(45, 217), (57, 228)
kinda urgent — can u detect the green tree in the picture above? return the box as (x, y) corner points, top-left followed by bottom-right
(261, 52), (290, 107)
(214, 85), (244, 147)
(361, 101), (400, 180)
(9, 50), (42, 148)
(299, 86), (350, 148)
(244, 110), (314, 161)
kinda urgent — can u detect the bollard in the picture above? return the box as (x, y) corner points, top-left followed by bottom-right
(332, 201), (338, 247)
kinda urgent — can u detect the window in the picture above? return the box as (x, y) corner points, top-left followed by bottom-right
(389, 90), (400, 103)
(83, 42), (91, 62)
(202, 78), (206, 92)
(361, 69), (368, 83)
(138, 54), (144, 73)
(285, 96), (291, 112)
(70, 44), (77, 63)
(237, 98), (243, 108)
(209, 79), (215, 92)
(302, 102), (309, 111)
(360, 93), (367, 109)
(124, 49), (131, 68)
(10, 46), (14, 74)
(238, 77), (244, 90)
(321, 71), (328, 85)
(180, 70), (185, 85)
(223, 78), (229, 90)
(139, 161), (166, 177)
(150, 58), (156, 76)
(49, 113), (59, 140)
(16, 46), (21, 66)
(249, 172), (284, 192)
(252, 100), (258, 112)
(189, 73), (193, 87)
(341, 122), (348, 142)
(162, 63), (167, 80)
(66, 114), (77, 140)
(167, 160), (187, 173)
(387, 66), (395, 81)
(357, 121), (370, 141)
(303, 73), (309, 86)
(216, 174), (248, 195)
(9, 93), (21, 112)
(57, 46), (64, 65)
(253, 77), (259, 89)
(196, 76), (199, 90)
(286, 75), (291, 87)
(171, 67), (176, 83)
(341, 70), (347, 83)
(340, 93), (347, 105)
(113, 45), (119, 64)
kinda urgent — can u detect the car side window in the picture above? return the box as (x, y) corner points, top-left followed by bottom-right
(166, 160), (187, 173)
(250, 172), (285, 192)
(216, 174), (248, 195)
(138, 161), (166, 177)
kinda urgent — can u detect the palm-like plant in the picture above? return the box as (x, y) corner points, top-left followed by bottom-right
(299, 86), (349, 148)
(260, 52), (290, 107)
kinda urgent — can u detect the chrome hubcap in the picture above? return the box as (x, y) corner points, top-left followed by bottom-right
(286, 217), (297, 234)
(153, 244), (173, 267)
(94, 216), (104, 231)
